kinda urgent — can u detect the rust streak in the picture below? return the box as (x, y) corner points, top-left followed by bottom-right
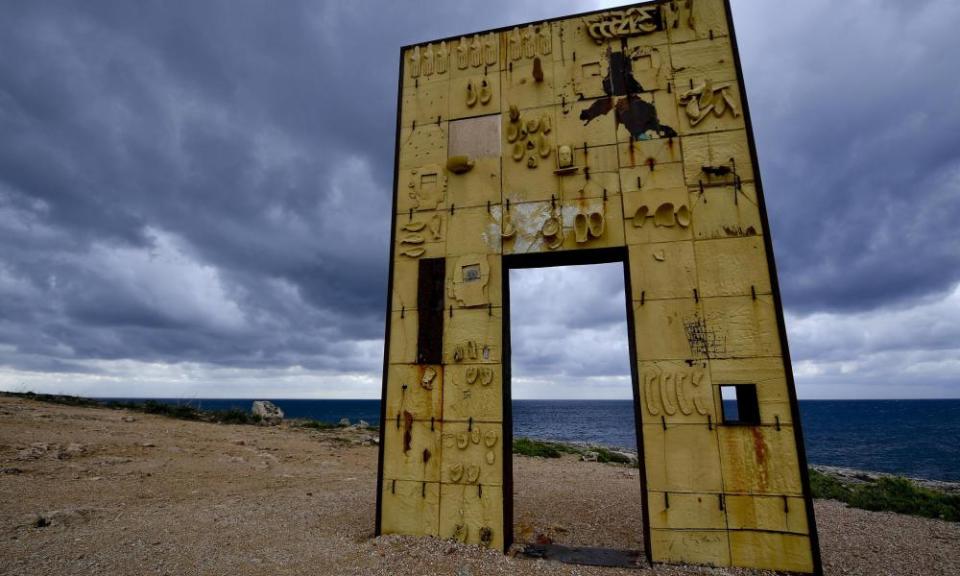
(402, 410), (414, 453)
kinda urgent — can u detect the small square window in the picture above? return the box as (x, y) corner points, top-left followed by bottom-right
(720, 384), (760, 425)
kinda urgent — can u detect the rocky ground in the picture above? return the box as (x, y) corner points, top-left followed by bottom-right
(1, 396), (959, 575)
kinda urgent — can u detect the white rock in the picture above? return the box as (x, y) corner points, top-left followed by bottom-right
(251, 401), (284, 425)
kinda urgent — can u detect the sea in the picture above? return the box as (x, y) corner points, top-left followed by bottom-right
(109, 398), (960, 482)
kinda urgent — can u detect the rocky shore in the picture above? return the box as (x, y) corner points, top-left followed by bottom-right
(2, 395), (959, 575)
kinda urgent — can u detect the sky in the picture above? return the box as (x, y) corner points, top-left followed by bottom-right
(0, 0), (958, 400)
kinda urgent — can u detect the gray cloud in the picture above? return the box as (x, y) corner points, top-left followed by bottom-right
(0, 0), (958, 398)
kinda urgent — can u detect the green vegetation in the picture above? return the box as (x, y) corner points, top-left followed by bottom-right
(3, 391), (262, 425)
(512, 437), (577, 458)
(297, 419), (340, 430)
(512, 437), (635, 465)
(809, 468), (960, 522)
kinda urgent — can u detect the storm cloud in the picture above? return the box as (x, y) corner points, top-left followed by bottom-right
(0, 0), (958, 398)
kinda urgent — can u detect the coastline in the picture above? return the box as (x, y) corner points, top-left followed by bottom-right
(3, 394), (959, 575)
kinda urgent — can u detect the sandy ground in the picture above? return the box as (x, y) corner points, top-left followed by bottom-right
(1, 396), (959, 576)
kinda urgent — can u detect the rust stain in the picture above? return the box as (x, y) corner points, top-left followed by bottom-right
(422, 448), (431, 463)
(751, 427), (770, 490)
(402, 410), (414, 453)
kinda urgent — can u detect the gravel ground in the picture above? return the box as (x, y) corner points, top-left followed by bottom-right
(1, 396), (958, 575)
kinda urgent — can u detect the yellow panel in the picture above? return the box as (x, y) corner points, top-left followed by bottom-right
(397, 165), (448, 215)
(449, 72), (501, 120)
(402, 43), (456, 89)
(681, 130), (754, 188)
(447, 156), (501, 210)
(632, 297), (701, 361)
(394, 211), (446, 259)
(729, 532), (814, 573)
(385, 364), (443, 422)
(622, 40), (673, 91)
(702, 295), (782, 359)
(398, 123), (448, 172)
(669, 37), (738, 89)
(689, 182), (764, 240)
(501, 58), (556, 111)
(383, 420), (441, 482)
(574, 142), (619, 173)
(390, 257), (419, 312)
(551, 17), (616, 70)
(448, 33), (502, 80)
(637, 360), (715, 425)
(439, 421), (503, 486)
(650, 529), (730, 567)
(628, 241), (698, 301)
(620, 162), (685, 194)
(443, 306), (502, 364)
(446, 254), (502, 309)
(439, 483), (504, 549)
(401, 80), (450, 127)
(663, 0), (730, 44)
(443, 363), (502, 422)
(648, 491), (726, 530)
(501, 24), (555, 72)
(445, 205), (502, 256)
(695, 236), (771, 298)
(643, 423), (723, 492)
(718, 425), (803, 495)
(710, 358), (793, 425)
(381, 479), (440, 537)
(557, 169), (621, 202)
(388, 309), (418, 365)
(623, 188), (693, 246)
(618, 137), (683, 168)
(501, 105), (560, 202)
(725, 495), (809, 534)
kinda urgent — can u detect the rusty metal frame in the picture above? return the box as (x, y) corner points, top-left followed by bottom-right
(500, 246), (652, 562)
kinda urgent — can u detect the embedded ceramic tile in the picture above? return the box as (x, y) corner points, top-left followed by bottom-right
(637, 359), (715, 425)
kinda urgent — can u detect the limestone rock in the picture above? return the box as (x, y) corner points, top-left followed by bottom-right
(251, 401), (284, 425)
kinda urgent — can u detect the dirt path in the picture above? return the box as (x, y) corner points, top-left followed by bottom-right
(1, 396), (958, 575)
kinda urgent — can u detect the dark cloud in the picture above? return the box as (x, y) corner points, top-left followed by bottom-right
(0, 0), (958, 397)
(735, 0), (960, 313)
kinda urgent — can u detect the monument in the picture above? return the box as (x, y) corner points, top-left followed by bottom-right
(377, 1), (822, 572)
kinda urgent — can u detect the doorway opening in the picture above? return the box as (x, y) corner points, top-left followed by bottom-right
(502, 248), (649, 567)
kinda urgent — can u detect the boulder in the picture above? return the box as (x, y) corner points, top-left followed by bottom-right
(357, 420), (369, 430)
(338, 417), (351, 427)
(251, 401), (284, 425)
(581, 451), (599, 462)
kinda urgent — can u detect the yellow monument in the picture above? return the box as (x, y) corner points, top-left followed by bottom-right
(376, 0), (822, 572)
